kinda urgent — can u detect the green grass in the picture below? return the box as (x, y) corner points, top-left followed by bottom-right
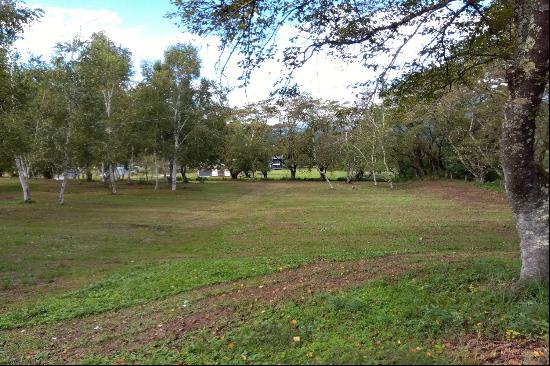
(68, 259), (549, 365)
(0, 177), (546, 364)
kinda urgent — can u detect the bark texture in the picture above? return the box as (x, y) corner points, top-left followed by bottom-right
(58, 176), (67, 204)
(171, 157), (177, 191)
(109, 163), (117, 194)
(14, 155), (30, 203)
(502, 0), (549, 283)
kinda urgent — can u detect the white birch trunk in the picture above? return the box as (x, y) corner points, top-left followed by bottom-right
(128, 148), (134, 184)
(15, 155), (30, 203)
(171, 156), (177, 191)
(59, 125), (72, 204)
(371, 137), (377, 186)
(59, 176), (68, 204)
(171, 128), (179, 191)
(109, 163), (117, 194)
(154, 151), (159, 190)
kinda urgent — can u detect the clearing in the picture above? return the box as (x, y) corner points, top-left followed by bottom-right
(0, 179), (547, 364)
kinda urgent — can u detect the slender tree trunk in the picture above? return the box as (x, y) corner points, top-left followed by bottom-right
(101, 162), (106, 184)
(318, 166), (326, 181)
(502, 0), (549, 283)
(154, 151), (159, 190)
(379, 107), (394, 189)
(15, 155), (30, 203)
(317, 166), (334, 189)
(171, 130), (179, 191)
(381, 144), (393, 189)
(290, 165), (297, 180)
(231, 170), (239, 179)
(346, 163), (353, 184)
(181, 165), (189, 183)
(371, 137), (377, 186)
(59, 175), (68, 204)
(171, 158), (177, 191)
(59, 125), (72, 204)
(109, 163), (117, 194)
(145, 160), (149, 182)
(128, 148), (134, 184)
(262, 171), (268, 179)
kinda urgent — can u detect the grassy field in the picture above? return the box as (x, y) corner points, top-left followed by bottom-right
(0, 178), (547, 364)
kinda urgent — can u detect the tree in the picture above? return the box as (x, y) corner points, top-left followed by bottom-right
(131, 61), (173, 189)
(177, 79), (228, 179)
(0, 58), (42, 202)
(152, 44), (201, 191)
(0, 0), (42, 201)
(224, 118), (272, 179)
(47, 38), (86, 204)
(171, 0), (549, 283)
(270, 96), (315, 180)
(79, 32), (132, 194)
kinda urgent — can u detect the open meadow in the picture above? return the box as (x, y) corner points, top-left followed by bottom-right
(0, 178), (547, 364)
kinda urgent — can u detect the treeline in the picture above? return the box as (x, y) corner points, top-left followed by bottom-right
(1, 6), (548, 203)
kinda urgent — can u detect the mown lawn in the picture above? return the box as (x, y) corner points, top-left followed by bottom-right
(0, 178), (547, 364)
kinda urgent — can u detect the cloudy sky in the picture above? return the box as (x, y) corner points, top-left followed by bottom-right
(15, 0), (381, 107)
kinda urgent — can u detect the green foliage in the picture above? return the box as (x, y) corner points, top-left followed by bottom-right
(224, 118), (272, 177)
(0, 0), (42, 47)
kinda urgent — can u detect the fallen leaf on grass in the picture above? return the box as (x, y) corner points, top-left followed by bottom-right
(533, 350), (545, 357)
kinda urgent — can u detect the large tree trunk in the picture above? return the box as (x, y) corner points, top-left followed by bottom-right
(14, 155), (30, 203)
(502, 0), (549, 283)
(230, 170), (239, 179)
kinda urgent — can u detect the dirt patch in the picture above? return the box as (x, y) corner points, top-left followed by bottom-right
(413, 180), (508, 206)
(3, 254), (425, 363)
(450, 335), (549, 365)
(84, 254), (422, 359)
(1, 252), (511, 364)
(0, 195), (17, 200)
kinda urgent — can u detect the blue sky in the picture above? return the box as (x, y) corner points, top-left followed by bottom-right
(16, 1), (376, 106)
(31, 0), (179, 36)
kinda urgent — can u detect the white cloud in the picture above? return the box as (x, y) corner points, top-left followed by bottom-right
(14, 5), (381, 107)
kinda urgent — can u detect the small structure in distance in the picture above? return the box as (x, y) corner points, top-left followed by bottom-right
(198, 167), (231, 178)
